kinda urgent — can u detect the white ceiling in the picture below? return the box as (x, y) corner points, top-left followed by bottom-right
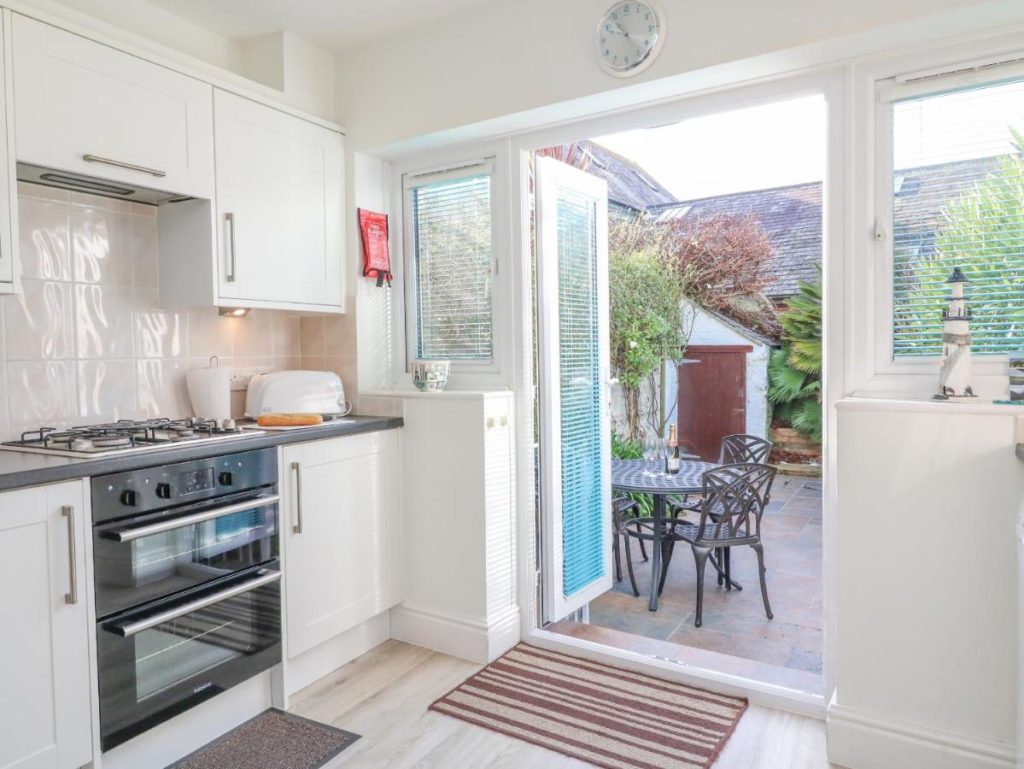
(146, 0), (500, 53)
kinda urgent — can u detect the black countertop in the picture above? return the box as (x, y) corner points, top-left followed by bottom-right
(0, 415), (403, 491)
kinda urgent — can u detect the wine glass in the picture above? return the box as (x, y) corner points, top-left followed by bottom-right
(654, 436), (667, 473)
(642, 436), (656, 475)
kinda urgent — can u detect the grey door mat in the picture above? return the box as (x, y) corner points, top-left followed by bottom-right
(167, 708), (361, 769)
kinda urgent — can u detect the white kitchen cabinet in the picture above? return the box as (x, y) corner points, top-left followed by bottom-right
(0, 481), (92, 769)
(281, 430), (400, 659)
(0, 13), (17, 290)
(388, 392), (518, 663)
(212, 89), (344, 310)
(11, 14), (214, 198)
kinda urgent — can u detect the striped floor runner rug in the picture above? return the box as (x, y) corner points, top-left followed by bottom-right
(430, 644), (747, 769)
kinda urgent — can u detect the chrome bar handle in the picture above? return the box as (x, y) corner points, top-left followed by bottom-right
(110, 570), (281, 637)
(61, 505), (78, 605)
(82, 154), (167, 178)
(291, 462), (303, 534)
(225, 212), (237, 282)
(111, 494), (280, 542)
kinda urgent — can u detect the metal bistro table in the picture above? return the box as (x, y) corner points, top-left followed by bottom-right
(611, 457), (718, 611)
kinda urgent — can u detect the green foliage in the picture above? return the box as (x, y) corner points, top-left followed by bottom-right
(768, 271), (823, 443)
(895, 145), (1024, 356)
(608, 244), (687, 391)
(779, 278), (822, 374)
(611, 432), (643, 459)
(611, 432), (652, 516)
(608, 219), (688, 441)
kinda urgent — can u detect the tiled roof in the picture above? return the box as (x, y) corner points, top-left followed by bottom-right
(545, 139), (1002, 301)
(646, 156), (999, 299)
(557, 141), (677, 212)
(649, 182), (821, 299)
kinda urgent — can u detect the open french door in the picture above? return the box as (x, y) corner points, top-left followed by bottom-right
(535, 156), (612, 623)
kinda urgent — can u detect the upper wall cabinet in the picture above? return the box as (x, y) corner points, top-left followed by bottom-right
(11, 14), (214, 199)
(212, 90), (344, 310)
(0, 13), (18, 291)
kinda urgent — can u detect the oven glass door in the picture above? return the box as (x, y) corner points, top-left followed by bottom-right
(97, 564), (282, 752)
(93, 491), (279, 618)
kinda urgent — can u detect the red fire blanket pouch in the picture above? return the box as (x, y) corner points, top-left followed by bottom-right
(359, 208), (391, 287)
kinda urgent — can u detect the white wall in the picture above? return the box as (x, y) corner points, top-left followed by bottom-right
(239, 31), (337, 118)
(830, 400), (1022, 769)
(334, 0), (998, 149)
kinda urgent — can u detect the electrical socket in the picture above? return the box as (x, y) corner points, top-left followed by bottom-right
(229, 369), (259, 392)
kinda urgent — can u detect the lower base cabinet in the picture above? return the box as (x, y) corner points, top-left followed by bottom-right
(0, 481), (92, 769)
(281, 430), (401, 659)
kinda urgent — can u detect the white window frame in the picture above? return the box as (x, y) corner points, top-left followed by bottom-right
(390, 141), (513, 390)
(849, 31), (1024, 397)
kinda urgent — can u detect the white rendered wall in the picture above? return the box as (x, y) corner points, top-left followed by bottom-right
(664, 304), (770, 441)
(829, 400), (1023, 769)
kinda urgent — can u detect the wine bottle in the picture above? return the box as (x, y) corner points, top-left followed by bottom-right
(666, 424), (681, 474)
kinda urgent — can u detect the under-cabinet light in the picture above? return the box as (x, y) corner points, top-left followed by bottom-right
(218, 307), (250, 318)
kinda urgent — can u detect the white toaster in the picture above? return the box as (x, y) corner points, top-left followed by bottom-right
(245, 371), (350, 417)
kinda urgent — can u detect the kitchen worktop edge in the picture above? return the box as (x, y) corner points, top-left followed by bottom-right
(0, 415), (404, 492)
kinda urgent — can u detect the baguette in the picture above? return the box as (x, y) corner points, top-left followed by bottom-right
(256, 412), (324, 427)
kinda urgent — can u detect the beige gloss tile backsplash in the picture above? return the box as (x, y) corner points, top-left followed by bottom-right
(0, 182), (357, 440)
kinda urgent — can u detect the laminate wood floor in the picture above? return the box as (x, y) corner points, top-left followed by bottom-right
(289, 640), (841, 769)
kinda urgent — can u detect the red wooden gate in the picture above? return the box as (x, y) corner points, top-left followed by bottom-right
(677, 345), (750, 462)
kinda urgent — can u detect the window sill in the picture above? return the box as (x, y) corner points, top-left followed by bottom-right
(836, 395), (1024, 417)
(364, 387), (513, 400)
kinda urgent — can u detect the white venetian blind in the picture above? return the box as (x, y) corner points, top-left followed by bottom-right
(888, 75), (1024, 357)
(406, 164), (494, 361)
(556, 187), (604, 597)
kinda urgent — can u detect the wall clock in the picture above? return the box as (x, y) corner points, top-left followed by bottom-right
(595, 1), (664, 77)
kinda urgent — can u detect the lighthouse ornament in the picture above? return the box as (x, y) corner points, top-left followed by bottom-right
(935, 267), (978, 401)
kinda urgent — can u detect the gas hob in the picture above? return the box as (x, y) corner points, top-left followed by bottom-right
(0, 418), (263, 458)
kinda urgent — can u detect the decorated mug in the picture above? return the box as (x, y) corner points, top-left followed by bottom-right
(412, 360), (450, 392)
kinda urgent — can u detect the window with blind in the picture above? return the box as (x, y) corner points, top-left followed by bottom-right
(888, 75), (1024, 357)
(406, 164), (494, 362)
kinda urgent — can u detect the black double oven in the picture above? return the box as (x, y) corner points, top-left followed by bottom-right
(91, 447), (281, 751)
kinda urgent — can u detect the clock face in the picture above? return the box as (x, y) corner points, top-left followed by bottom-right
(596, 1), (663, 76)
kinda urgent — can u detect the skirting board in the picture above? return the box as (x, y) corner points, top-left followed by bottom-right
(390, 602), (521, 664)
(827, 703), (1015, 769)
(283, 611), (391, 698)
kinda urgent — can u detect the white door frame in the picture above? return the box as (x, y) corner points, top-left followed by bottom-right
(535, 156), (613, 623)
(508, 69), (846, 718)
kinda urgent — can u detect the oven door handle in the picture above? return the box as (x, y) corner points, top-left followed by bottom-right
(110, 494), (281, 542)
(106, 569), (282, 637)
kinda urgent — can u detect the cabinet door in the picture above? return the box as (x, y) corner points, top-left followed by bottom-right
(0, 482), (92, 769)
(0, 13), (14, 289)
(213, 89), (344, 309)
(11, 14), (214, 198)
(282, 432), (399, 659)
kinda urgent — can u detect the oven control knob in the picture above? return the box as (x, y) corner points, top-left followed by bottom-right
(156, 483), (172, 499)
(218, 471), (233, 486)
(119, 489), (138, 507)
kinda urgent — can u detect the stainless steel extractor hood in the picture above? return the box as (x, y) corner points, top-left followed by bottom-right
(16, 162), (193, 206)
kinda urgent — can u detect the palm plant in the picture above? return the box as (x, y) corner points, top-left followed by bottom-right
(768, 273), (822, 442)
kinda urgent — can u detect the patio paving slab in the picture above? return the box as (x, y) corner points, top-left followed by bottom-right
(550, 473), (824, 696)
